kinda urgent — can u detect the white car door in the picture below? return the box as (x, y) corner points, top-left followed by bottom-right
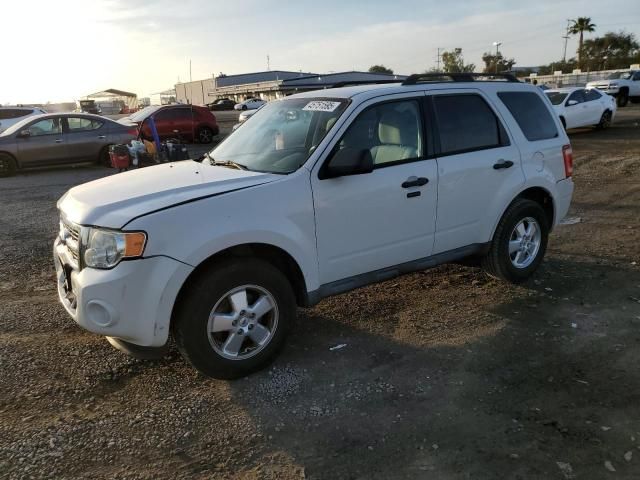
(311, 95), (438, 285)
(563, 90), (589, 128)
(429, 89), (525, 254)
(584, 89), (606, 123)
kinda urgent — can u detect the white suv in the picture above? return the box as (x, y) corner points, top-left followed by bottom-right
(54, 74), (574, 379)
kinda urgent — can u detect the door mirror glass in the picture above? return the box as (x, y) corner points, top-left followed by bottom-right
(324, 147), (374, 179)
(566, 99), (578, 106)
(18, 130), (31, 138)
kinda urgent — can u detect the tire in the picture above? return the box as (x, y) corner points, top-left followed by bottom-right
(0, 153), (17, 177)
(630, 97), (640, 104)
(242, 105), (248, 111)
(197, 126), (214, 144)
(482, 198), (549, 284)
(617, 91), (629, 108)
(596, 110), (612, 129)
(98, 146), (112, 167)
(172, 258), (296, 379)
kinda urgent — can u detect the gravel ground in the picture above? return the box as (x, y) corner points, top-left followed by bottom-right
(1, 106), (640, 479)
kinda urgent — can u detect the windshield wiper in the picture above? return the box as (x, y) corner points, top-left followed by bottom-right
(212, 159), (249, 171)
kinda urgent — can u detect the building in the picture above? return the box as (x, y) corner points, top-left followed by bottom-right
(175, 71), (407, 105)
(83, 89), (138, 114)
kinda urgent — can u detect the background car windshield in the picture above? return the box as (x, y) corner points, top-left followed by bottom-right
(545, 92), (569, 105)
(209, 98), (348, 173)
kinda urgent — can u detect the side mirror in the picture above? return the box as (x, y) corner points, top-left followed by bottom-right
(566, 100), (578, 106)
(322, 147), (374, 179)
(18, 130), (31, 138)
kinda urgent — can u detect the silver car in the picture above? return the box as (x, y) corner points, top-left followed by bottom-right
(0, 113), (138, 177)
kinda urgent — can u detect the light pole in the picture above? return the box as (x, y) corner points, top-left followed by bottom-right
(493, 41), (502, 73)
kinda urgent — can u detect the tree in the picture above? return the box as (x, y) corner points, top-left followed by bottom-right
(440, 49), (475, 73)
(581, 31), (640, 71)
(569, 17), (596, 69)
(537, 58), (578, 75)
(368, 65), (394, 74)
(481, 52), (516, 73)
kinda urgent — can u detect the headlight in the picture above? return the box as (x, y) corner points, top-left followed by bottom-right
(83, 228), (146, 269)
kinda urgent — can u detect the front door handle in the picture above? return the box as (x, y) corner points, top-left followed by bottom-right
(97, 135), (106, 139)
(493, 160), (514, 170)
(55, 139), (63, 143)
(402, 176), (429, 188)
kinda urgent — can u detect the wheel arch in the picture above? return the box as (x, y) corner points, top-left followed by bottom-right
(491, 186), (555, 240)
(0, 150), (18, 167)
(171, 242), (309, 328)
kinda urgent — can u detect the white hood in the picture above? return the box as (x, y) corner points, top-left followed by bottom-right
(58, 161), (279, 228)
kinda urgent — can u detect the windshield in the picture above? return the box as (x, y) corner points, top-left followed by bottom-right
(607, 72), (633, 80)
(0, 115), (41, 136)
(208, 97), (349, 174)
(128, 105), (161, 122)
(545, 92), (569, 105)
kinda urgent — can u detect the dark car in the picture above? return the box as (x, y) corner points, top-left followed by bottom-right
(0, 113), (138, 176)
(208, 99), (236, 111)
(121, 105), (219, 144)
(79, 100), (102, 115)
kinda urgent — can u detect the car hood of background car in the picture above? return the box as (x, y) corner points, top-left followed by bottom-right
(58, 161), (280, 228)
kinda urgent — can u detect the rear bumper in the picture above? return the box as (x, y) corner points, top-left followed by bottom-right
(54, 239), (193, 347)
(554, 177), (575, 227)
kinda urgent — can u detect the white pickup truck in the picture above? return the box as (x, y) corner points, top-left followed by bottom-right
(55, 74), (574, 379)
(586, 70), (640, 107)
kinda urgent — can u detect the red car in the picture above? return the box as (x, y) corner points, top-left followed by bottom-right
(121, 105), (219, 144)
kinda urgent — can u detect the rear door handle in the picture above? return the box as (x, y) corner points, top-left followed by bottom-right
(97, 135), (106, 139)
(402, 176), (429, 188)
(493, 160), (514, 170)
(55, 139), (63, 143)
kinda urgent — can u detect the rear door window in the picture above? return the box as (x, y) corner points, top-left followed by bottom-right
(67, 117), (104, 132)
(498, 91), (559, 141)
(432, 94), (508, 155)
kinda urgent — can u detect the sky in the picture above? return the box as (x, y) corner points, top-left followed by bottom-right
(2, 0), (640, 104)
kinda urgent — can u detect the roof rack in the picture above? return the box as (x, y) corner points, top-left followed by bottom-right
(330, 79), (404, 88)
(402, 72), (519, 85)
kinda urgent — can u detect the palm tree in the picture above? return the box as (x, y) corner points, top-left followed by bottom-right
(569, 17), (596, 69)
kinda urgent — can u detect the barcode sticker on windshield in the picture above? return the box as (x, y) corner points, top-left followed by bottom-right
(303, 101), (341, 112)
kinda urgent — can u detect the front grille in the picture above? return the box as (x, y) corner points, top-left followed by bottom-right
(60, 215), (81, 268)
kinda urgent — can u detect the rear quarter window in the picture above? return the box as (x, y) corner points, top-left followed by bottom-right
(498, 91), (558, 141)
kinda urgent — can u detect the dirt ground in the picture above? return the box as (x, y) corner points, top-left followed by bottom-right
(1, 106), (640, 480)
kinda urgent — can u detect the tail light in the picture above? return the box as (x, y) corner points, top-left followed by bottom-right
(562, 144), (573, 178)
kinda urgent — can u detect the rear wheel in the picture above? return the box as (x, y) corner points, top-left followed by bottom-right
(617, 91), (629, 107)
(197, 126), (214, 144)
(482, 198), (549, 283)
(242, 105), (248, 111)
(172, 259), (295, 379)
(0, 153), (17, 177)
(98, 146), (112, 167)
(596, 110), (612, 129)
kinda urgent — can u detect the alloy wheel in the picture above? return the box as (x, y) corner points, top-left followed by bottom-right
(207, 285), (279, 360)
(508, 217), (542, 269)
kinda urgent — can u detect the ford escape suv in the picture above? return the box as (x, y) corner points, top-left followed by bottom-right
(54, 73), (574, 379)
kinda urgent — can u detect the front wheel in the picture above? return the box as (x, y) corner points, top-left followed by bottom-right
(617, 92), (629, 108)
(482, 199), (549, 283)
(172, 259), (295, 379)
(596, 110), (612, 129)
(0, 153), (17, 177)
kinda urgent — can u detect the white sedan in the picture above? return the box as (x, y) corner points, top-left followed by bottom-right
(545, 87), (616, 130)
(234, 98), (267, 111)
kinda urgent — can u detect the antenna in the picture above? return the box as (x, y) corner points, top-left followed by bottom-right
(267, 54), (270, 71)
